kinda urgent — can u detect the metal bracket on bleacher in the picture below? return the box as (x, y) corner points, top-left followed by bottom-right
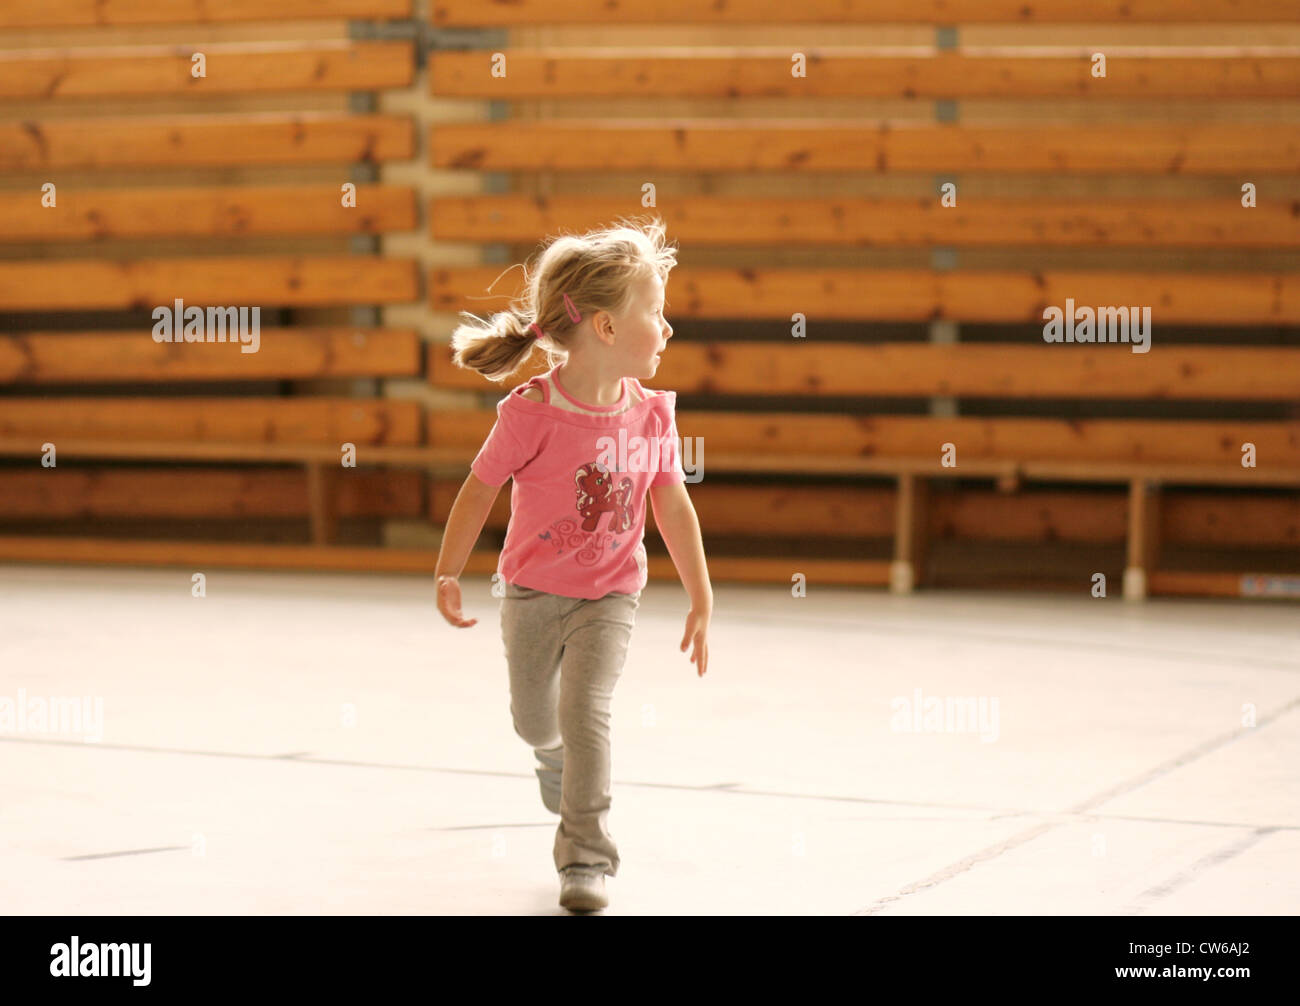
(930, 26), (961, 425)
(349, 20), (509, 69)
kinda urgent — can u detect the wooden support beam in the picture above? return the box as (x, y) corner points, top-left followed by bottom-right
(890, 472), (930, 594)
(1124, 477), (1163, 601)
(304, 462), (339, 545)
(1145, 483), (1163, 577)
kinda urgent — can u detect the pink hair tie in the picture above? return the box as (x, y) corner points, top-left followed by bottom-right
(528, 322), (546, 340)
(562, 293), (582, 324)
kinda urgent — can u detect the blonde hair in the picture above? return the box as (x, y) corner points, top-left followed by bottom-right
(449, 216), (678, 382)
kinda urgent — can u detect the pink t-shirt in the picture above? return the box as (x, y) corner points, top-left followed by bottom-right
(471, 364), (687, 600)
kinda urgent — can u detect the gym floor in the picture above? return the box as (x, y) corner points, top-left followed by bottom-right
(1, 564), (1295, 915)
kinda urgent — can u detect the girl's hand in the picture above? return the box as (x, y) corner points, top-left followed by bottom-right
(436, 575), (478, 628)
(680, 606), (710, 677)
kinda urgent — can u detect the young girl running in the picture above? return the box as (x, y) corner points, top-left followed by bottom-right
(433, 219), (712, 913)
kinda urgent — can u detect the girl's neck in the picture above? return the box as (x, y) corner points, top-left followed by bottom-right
(554, 360), (625, 408)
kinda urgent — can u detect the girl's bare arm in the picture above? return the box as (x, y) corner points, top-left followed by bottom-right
(649, 482), (712, 613)
(434, 472), (504, 627)
(435, 470), (503, 580)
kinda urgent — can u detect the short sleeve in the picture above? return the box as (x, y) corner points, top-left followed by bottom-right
(471, 399), (537, 487)
(650, 408), (687, 488)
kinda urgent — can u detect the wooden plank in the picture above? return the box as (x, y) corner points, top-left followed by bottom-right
(430, 343), (1300, 401)
(934, 489), (1300, 546)
(3, 480), (1288, 569)
(939, 489), (1125, 544)
(3, 532), (1290, 599)
(719, 484), (1291, 546)
(0, 536), (460, 573)
(0, 399), (422, 446)
(1165, 493), (1300, 547)
(658, 556), (892, 586)
(430, 122), (1300, 175)
(433, 480), (901, 536)
(0, 438), (462, 465)
(0, 115), (413, 172)
(0, 437), (968, 476)
(1, 185), (417, 242)
(432, 0), (1300, 26)
(1017, 461), (1300, 487)
(0, 468), (424, 518)
(0, 328), (421, 384)
(935, 488), (1124, 544)
(432, 266), (1300, 325)
(0, 1), (412, 28)
(0, 42), (413, 100)
(4, 433), (1298, 486)
(431, 48), (1300, 99)
(0, 536), (892, 587)
(433, 479), (1300, 547)
(430, 195), (1300, 249)
(432, 407), (1300, 468)
(770, 345), (1300, 400)
(0, 256), (418, 310)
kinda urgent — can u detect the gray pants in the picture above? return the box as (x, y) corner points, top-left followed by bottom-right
(500, 581), (641, 877)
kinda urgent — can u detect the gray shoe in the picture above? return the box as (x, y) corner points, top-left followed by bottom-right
(535, 745), (563, 815)
(559, 867), (608, 911)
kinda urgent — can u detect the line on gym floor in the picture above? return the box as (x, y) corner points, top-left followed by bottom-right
(1121, 826), (1279, 914)
(63, 845), (188, 861)
(5, 732), (1297, 838)
(851, 695), (1300, 915)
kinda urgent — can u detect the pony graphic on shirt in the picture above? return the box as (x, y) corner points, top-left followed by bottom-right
(574, 459), (635, 533)
(536, 459), (636, 568)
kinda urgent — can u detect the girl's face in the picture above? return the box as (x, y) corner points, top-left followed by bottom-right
(613, 272), (672, 379)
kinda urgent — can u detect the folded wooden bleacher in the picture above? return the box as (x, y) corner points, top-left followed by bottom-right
(425, 0), (1300, 600)
(0, 1), (426, 569)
